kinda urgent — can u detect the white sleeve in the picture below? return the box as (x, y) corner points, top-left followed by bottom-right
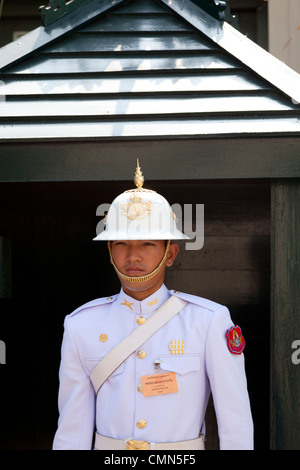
(52, 317), (96, 450)
(205, 306), (254, 450)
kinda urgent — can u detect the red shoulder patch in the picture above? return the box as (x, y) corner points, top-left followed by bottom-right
(226, 325), (245, 354)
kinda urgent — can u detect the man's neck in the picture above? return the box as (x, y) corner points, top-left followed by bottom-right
(121, 281), (164, 301)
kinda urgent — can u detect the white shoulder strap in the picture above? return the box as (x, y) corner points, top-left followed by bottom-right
(90, 295), (187, 394)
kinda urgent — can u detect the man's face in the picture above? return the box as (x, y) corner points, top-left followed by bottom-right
(109, 240), (178, 300)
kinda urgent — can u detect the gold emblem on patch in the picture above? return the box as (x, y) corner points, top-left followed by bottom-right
(169, 340), (184, 355)
(99, 334), (108, 343)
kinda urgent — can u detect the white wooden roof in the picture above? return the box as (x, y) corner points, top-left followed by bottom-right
(0, 0), (299, 142)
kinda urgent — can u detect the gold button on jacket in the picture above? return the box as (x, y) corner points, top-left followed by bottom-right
(136, 419), (147, 429)
(137, 350), (146, 359)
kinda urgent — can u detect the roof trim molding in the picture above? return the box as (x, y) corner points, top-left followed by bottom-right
(161, 0), (300, 104)
(39, 0), (94, 26)
(0, 0), (127, 71)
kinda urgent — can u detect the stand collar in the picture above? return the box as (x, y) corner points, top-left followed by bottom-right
(117, 284), (170, 315)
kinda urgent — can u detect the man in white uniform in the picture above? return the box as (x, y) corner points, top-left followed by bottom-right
(53, 162), (253, 450)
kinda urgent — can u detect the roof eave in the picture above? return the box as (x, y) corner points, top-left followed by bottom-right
(162, 0), (300, 105)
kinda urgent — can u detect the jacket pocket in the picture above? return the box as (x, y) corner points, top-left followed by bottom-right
(159, 354), (201, 375)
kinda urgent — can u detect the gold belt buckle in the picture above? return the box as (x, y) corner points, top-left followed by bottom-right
(126, 439), (149, 450)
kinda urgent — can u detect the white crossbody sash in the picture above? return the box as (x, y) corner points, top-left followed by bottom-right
(90, 295), (187, 394)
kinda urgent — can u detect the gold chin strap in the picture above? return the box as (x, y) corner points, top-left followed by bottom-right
(108, 240), (171, 283)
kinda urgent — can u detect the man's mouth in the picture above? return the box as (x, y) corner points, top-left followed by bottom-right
(124, 266), (145, 276)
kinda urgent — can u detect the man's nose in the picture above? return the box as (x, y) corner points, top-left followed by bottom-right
(126, 245), (142, 262)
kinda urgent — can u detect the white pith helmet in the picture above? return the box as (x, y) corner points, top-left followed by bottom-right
(94, 160), (188, 241)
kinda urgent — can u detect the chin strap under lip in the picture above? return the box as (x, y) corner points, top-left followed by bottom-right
(108, 240), (171, 283)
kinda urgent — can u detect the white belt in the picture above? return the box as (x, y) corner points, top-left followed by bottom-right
(94, 433), (205, 450)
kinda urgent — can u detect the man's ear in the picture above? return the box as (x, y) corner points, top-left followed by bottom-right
(166, 242), (179, 267)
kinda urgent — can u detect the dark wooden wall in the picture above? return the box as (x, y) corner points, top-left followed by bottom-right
(271, 181), (300, 450)
(0, 179), (270, 449)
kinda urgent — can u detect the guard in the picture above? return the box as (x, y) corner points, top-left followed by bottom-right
(53, 161), (253, 450)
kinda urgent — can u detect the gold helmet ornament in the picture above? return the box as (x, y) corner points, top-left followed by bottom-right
(94, 160), (188, 242)
(94, 160), (188, 284)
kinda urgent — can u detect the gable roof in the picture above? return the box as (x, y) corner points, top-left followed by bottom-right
(0, 0), (300, 142)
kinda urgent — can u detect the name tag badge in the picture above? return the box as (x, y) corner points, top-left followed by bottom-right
(141, 372), (178, 397)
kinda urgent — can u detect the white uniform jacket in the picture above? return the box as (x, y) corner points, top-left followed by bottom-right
(53, 284), (253, 450)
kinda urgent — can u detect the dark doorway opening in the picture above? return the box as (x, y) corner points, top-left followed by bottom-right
(0, 179), (270, 449)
